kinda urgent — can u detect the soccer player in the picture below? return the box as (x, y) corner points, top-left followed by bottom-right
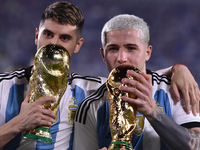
(73, 14), (200, 150)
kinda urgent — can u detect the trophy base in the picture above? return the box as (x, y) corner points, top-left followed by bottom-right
(108, 141), (133, 150)
(22, 126), (53, 144)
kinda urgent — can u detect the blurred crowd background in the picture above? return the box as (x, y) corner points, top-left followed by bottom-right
(0, 0), (200, 84)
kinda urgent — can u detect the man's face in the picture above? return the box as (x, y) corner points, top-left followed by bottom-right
(101, 29), (152, 73)
(35, 19), (84, 56)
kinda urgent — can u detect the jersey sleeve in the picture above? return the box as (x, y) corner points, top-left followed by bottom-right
(73, 102), (99, 150)
(172, 98), (200, 125)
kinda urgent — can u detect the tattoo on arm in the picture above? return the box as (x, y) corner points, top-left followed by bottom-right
(148, 107), (164, 122)
(186, 129), (200, 150)
(147, 107), (200, 150)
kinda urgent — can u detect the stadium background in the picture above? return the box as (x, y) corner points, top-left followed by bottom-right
(0, 0), (200, 84)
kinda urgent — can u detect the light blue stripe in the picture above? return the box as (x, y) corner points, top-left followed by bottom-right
(4, 84), (24, 150)
(71, 85), (86, 105)
(69, 85), (86, 150)
(36, 108), (60, 150)
(154, 89), (172, 118)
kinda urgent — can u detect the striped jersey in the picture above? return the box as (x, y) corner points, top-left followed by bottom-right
(73, 69), (200, 150)
(0, 66), (107, 150)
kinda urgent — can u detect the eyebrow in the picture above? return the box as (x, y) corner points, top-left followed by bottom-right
(43, 29), (73, 39)
(43, 29), (53, 34)
(107, 43), (139, 47)
(125, 44), (139, 47)
(107, 44), (118, 47)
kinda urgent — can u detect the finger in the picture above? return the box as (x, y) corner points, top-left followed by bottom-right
(123, 71), (150, 92)
(127, 70), (147, 85)
(39, 119), (55, 127)
(171, 83), (180, 102)
(181, 89), (190, 114)
(35, 96), (56, 105)
(31, 108), (56, 126)
(195, 89), (200, 113)
(40, 108), (57, 119)
(120, 80), (145, 99)
(24, 93), (31, 103)
(141, 73), (152, 86)
(121, 78), (151, 101)
(197, 90), (200, 114)
(27, 107), (56, 128)
(189, 87), (197, 116)
(197, 102), (199, 114)
(193, 88), (200, 114)
(40, 115), (56, 125)
(122, 95), (144, 106)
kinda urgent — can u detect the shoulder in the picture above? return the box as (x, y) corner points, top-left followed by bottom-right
(68, 73), (107, 95)
(0, 67), (31, 83)
(147, 69), (171, 86)
(75, 83), (107, 124)
(68, 72), (107, 85)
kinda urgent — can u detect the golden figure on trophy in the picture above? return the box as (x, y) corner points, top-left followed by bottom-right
(106, 65), (141, 150)
(22, 44), (70, 144)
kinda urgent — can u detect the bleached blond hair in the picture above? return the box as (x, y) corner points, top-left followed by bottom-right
(101, 14), (150, 48)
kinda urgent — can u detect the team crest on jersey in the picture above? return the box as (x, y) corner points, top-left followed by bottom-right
(68, 96), (78, 124)
(133, 115), (144, 135)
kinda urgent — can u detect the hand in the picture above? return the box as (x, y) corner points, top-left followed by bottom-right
(16, 94), (57, 132)
(119, 70), (156, 116)
(171, 64), (200, 116)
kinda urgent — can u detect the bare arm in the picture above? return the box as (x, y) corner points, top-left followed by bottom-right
(0, 94), (56, 148)
(147, 107), (200, 150)
(120, 70), (200, 150)
(156, 64), (200, 116)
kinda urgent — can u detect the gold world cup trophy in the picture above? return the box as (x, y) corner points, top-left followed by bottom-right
(106, 65), (141, 150)
(22, 44), (70, 144)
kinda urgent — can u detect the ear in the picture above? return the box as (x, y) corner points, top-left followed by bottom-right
(74, 38), (84, 53)
(100, 48), (106, 62)
(35, 28), (39, 45)
(145, 45), (152, 61)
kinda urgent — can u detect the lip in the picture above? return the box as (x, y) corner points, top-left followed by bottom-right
(115, 63), (133, 69)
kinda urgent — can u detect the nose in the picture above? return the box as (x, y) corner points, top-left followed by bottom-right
(117, 49), (128, 64)
(51, 37), (59, 45)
